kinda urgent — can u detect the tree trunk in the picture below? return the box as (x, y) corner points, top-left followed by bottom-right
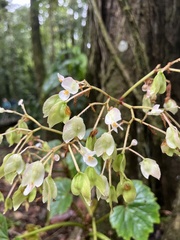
(48, 0), (58, 62)
(163, 182), (180, 240)
(87, 0), (180, 214)
(30, 0), (46, 98)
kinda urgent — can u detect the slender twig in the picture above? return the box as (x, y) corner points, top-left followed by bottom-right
(128, 148), (144, 159)
(134, 118), (166, 135)
(169, 68), (180, 73)
(92, 217), (97, 240)
(68, 144), (80, 172)
(120, 68), (157, 100)
(165, 112), (180, 129)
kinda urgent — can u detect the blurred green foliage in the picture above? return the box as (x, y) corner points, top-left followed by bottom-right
(0, 0), (88, 118)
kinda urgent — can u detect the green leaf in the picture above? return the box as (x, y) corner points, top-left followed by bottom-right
(110, 180), (160, 240)
(42, 73), (61, 95)
(47, 139), (61, 149)
(50, 178), (72, 218)
(0, 214), (8, 240)
(65, 152), (87, 178)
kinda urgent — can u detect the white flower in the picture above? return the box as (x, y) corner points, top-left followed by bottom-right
(105, 107), (123, 132)
(54, 154), (60, 161)
(94, 133), (115, 157)
(140, 158), (161, 180)
(81, 146), (98, 167)
(147, 104), (163, 116)
(62, 116), (86, 143)
(59, 76), (79, 101)
(21, 161), (45, 196)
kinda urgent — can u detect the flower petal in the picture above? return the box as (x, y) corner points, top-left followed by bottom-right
(23, 183), (34, 196)
(105, 108), (121, 125)
(57, 73), (64, 82)
(62, 77), (79, 94)
(84, 155), (98, 167)
(147, 104), (163, 116)
(59, 90), (70, 101)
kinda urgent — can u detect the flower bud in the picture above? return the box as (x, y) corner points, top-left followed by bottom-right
(130, 139), (138, 146)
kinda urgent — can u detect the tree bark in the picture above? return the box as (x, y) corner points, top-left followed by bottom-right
(30, 0), (46, 98)
(163, 182), (180, 240)
(87, 0), (180, 213)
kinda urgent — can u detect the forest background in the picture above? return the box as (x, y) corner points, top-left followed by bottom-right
(0, 0), (180, 239)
